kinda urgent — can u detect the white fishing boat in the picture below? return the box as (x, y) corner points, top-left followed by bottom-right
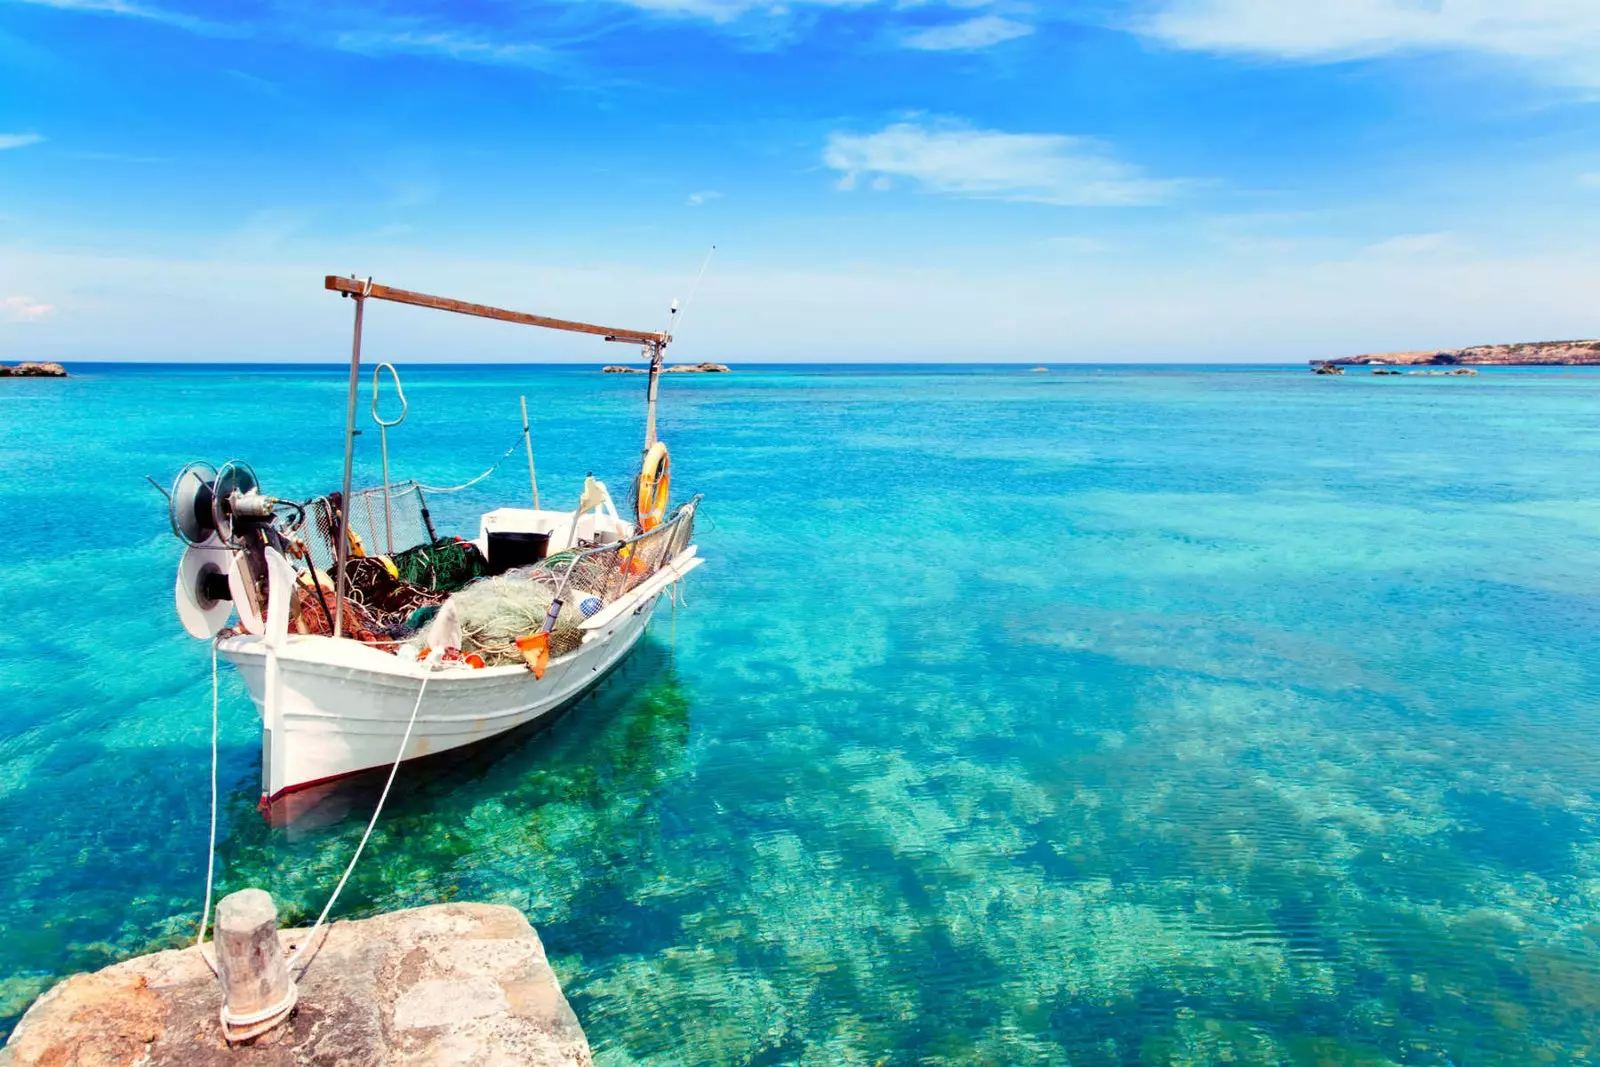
(165, 275), (704, 813)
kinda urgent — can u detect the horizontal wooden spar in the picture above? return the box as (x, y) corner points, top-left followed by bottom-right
(325, 275), (668, 346)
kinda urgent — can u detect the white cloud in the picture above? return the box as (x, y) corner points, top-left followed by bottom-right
(0, 133), (45, 150)
(1365, 232), (1461, 256)
(12, 0), (233, 34)
(3, 296), (55, 322)
(903, 15), (1033, 51)
(330, 29), (555, 65)
(11, 0), (556, 65)
(1138, 0), (1600, 86)
(600, 0), (875, 23)
(687, 189), (724, 205)
(824, 120), (1182, 207)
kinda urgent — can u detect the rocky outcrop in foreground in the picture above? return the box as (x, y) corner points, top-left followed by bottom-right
(0, 362), (67, 377)
(603, 362), (730, 374)
(1321, 340), (1600, 366)
(1, 903), (591, 1067)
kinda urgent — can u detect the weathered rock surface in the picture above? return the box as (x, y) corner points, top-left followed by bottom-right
(1321, 340), (1600, 366)
(1, 903), (591, 1067)
(0, 362), (67, 377)
(602, 362), (730, 374)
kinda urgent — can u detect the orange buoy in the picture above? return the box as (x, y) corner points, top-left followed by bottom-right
(636, 442), (671, 532)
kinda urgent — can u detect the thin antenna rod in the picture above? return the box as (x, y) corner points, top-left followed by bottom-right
(669, 245), (716, 340)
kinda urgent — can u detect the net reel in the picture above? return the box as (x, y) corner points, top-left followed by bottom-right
(169, 460), (294, 639)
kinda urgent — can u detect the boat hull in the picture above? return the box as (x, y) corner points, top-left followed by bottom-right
(219, 597), (658, 803)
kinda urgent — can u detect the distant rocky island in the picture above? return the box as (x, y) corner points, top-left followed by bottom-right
(1318, 340), (1600, 367)
(0, 361), (66, 377)
(603, 362), (730, 374)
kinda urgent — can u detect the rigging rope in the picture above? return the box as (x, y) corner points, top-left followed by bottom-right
(413, 438), (523, 494)
(287, 656), (437, 974)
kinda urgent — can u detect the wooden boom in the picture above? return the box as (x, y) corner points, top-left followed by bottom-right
(324, 275), (668, 347)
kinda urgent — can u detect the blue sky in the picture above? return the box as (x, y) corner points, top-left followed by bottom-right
(2, 0), (1599, 362)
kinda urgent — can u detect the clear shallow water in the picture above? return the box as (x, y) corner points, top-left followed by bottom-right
(3, 363), (1600, 1064)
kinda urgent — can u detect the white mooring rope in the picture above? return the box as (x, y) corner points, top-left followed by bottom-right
(197, 642), (220, 959)
(286, 658), (436, 974)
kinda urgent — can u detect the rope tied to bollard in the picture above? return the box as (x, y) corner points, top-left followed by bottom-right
(196, 646), (439, 1042)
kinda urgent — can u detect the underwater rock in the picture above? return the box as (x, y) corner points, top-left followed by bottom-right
(1, 903), (591, 1067)
(0, 362), (67, 377)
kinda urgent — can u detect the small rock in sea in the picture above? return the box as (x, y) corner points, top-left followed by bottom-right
(1030, 366), (1050, 373)
(1312, 363), (1345, 375)
(663, 362), (731, 374)
(605, 362), (729, 374)
(0, 362), (67, 377)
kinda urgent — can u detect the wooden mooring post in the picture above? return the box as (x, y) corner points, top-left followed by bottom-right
(215, 888), (297, 1042)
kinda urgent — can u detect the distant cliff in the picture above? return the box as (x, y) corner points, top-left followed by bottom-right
(0, 362), (67, 377)
(1320, 341), (1600, 367)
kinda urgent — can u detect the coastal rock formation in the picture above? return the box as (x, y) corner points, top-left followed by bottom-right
(1319, 340), (1600, 367)
(603, 362), (730, 374)
(2, 903), (591, 1067)
(0, 362), (67, 377)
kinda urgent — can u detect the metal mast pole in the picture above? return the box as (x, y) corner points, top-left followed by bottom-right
(643, 340), (665, 449)
(519, 395), (540, 509)
(332, 280), (368, 638)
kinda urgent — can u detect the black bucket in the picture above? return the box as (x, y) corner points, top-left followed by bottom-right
(487, 530), (551, 574)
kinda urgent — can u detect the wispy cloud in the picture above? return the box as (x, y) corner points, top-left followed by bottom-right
(68, 150), (166, 163)
(10, 0), (237, 35)
(0, 133), (45, 150)
(903, 15), (1033, 52)
(687, 189), (724, 206)
(3, 296), (55, 321)
(825, 120), (1183, 207)
(330, 28), (557, 67)
(1137, 0), (1600, 87)
(11, 0), (561, 67)
(599, 0), (876, 23)
(1366, 232), (1462, 257)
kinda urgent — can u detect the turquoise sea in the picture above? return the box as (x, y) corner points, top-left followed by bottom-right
(3, 363), (1600, 1064)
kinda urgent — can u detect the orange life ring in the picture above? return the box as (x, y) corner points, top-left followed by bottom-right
(636, 442), (671, 532)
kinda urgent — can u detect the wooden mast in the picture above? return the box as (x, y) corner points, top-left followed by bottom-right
(324, 276), (667, 346)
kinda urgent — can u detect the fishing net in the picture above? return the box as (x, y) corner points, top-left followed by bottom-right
(433, 498), (700, 666)
(297, 482), (440, 573)
(447, 572), (591, 663)
(390, 538), (488, 593)
(284, 478), (701, 663)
